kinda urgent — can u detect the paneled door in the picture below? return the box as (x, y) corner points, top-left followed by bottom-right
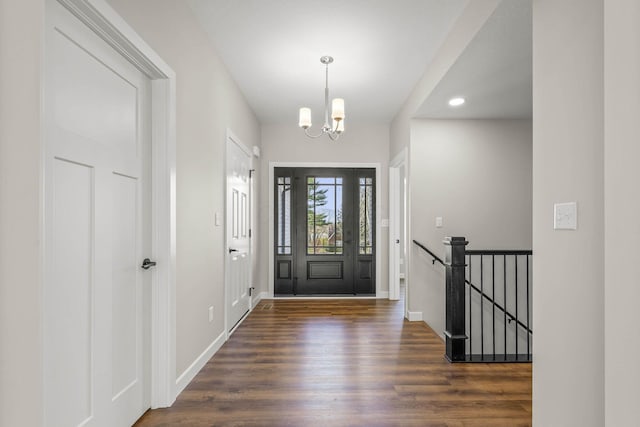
(274, 168), (375, 295)
(226, 135), (252, 332)
(44, 1), (151, 426)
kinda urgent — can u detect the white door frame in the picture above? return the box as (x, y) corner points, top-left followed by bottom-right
(268, 162), (383, 298)
(224, 129), (253, 338)
(389, 148), (408, 315)
(389, 168), (400, 301)
(44, 0), (177, 408)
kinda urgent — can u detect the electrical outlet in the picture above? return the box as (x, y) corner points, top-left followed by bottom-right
(208, 306), (214, 322)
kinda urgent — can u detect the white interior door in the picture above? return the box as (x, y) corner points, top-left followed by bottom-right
(44, 1), (151, 426)
(226, 135), (252, 332)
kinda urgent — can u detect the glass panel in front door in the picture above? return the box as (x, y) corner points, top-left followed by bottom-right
(306, 177), (343, 255)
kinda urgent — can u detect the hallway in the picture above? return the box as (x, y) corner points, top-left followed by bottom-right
(135, 297), (531, 426)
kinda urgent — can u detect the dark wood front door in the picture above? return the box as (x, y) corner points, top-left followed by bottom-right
(274, 167), (375, 295)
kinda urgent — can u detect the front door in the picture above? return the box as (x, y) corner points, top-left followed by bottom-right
(44, 1), (151, 425)
(226, 136), (252, 332)
(275, 168), (375, 295)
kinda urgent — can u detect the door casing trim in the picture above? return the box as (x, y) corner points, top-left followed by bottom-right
(268, 162), (382, 298)
(389, 148), (409, 316)
(45, 0), (177, 409)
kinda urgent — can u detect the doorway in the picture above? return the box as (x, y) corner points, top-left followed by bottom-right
(274, 167), (375, 295)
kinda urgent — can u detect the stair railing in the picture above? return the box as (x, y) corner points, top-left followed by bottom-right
(413, 237), (532, 363)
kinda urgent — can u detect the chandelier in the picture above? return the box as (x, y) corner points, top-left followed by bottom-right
(298, 56), (345, 141)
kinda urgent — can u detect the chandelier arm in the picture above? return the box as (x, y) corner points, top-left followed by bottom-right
(323, 62), (330, 128)
(327, 132), (340, 141)
(304, 127), (325, 138)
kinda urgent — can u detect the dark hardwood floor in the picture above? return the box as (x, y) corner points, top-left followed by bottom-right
(135, 294), (532, 426)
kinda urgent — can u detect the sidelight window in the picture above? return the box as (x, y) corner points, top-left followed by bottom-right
(277, 177), (291, 255)
(359, 177), (374, 255)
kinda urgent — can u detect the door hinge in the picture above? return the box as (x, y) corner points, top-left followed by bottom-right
(249, 286), (255, 296)
(249, 229), (252, 238)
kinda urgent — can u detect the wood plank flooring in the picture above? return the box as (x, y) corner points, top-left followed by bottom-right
(135, 296), (531, 426)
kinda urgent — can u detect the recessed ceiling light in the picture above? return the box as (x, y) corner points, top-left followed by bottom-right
(448, 97), (465, 107)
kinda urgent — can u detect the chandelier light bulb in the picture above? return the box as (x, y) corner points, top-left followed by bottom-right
(331, 98), (345, 121)
(299, 107), (312, 128)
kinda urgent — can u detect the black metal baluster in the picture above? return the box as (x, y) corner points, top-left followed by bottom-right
(515, 254), (519, 360)
(526, 255), (530, 360)
(468, 255), (472, 358)
(492, 255), (495, 360)
(504, 255), (507, 361)
(480, 255), (484, 360)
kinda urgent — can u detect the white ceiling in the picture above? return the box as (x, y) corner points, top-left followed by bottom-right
(187, 0), (467, 124)
(186, 0), (532, 125)
(415, 0), (532, 119)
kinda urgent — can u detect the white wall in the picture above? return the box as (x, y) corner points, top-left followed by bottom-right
(604, 0), (640, 424)
(409, 119), (532, 337)
(0, 1), (45, 425)
(106, 0), (261, 377)
(532, 0), (604, 425)
(259, 123), (390, 296)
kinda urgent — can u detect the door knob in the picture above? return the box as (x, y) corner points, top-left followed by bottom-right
(229, 248), (239, 254)
(141, 258), (157, 270)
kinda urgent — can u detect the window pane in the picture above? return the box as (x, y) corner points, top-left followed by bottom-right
(366, 184), (373, 247)
(359, 176), (374, 255)
(315, 177), (335, 185)
(359, 184), (366, 250)
(277, 176), (291, 255)
(336, 184), (343, 253)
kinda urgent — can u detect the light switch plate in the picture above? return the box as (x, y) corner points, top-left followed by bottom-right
(435, 217), (443, 228)
(215, 212), (222, 227)
(554, 202), (577, 230)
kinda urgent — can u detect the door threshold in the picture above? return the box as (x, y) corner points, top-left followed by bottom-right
(274, 294), (377, 300)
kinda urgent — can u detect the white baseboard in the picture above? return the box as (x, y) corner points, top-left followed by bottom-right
(175, 330), (226, 396)
(407, 311), (423, 321)
(377, 291), (389, 299)
(252, 291), (268, 308)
